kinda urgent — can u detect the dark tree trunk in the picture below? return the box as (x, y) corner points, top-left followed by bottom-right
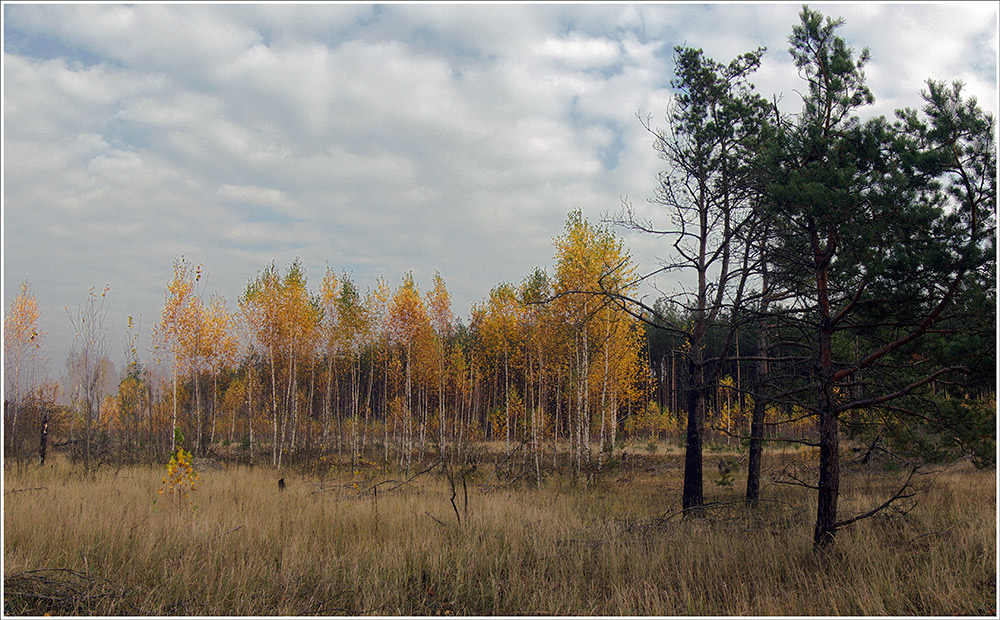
(745, 395), (766, 505)
(682, 354), (705, 510)
(813, 257), (839, 547)
(814, 399), (840, 546)
(39, 408), (50, 465)
(4, 399), (12, 452)
(746, 263), (771, 506)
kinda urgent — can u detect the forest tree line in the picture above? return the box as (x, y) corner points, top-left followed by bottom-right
(5, 214), (670, 475)
(6, 210), (851, 475)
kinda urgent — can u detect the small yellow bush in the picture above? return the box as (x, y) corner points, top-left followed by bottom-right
(160, 445), (198, 504)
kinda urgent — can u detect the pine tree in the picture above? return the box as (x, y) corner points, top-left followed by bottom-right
(615, 44), (771, 510)
(765, 7), (996, 546)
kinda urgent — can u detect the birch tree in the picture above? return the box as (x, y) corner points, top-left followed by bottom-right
(154, 258), (203, 453)
(426, 271), (454, 450)
(552, 211), (640, 479)
(388, 273), (429, 472)
(4, 280), (45, 455)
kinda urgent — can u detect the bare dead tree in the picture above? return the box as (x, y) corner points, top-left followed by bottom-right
(66, 286), (112, 474)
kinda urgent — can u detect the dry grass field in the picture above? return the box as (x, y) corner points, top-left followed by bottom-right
(3, 446), (996, 616)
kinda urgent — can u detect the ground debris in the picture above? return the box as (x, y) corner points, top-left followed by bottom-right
(3, 567), (133, 616)
(3, 486), (49, 495)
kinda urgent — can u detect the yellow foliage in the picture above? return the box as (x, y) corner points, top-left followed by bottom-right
(5, 280), (43, 356)
(487, 407), (506, 440)
(625, 401), (684, 440)
(4, 280), (45, 405)
(161, 446), (199, 504)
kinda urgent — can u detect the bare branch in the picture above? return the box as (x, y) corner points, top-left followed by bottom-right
(834, 467), (919, 530)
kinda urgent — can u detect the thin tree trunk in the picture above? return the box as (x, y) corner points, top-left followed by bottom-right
(308, 363), (316, 451)
(351, 356), (361, 463)
(611, 387), (617, 452)
(39, 407), (49, 465)
(363, 348), (375, 455)
(324, 353), (333, 449)
(270, 347), (279, 469)
(673, 348), (679, 434)
(575, 332), (584, 479)
(172, 360), (178, 452)
(383, 348), (390, 466)
(505, 346), (510, 455)
(194, 368), (202, 455)
(746, 261), (771, 506)
(439, 350), (446, 451)
(554, 367), (561, 470)
(583, 324), (590, 470)
(335, 355), (342, 456)
(600, 315), (610, 457)
(419, 384), (426, 461)
(536, 348), (544, 487)
(286, 353), (299, 453)
(230, 392), (237, 444)
(406, 342), (413, 473)
(211, 374), (218, 447)
(247, 361), (255, 465)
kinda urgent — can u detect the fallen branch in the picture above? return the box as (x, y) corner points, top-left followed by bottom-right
(297, 589), (370, 615)
(379, 460), (440, 493)
(5, 486), (49, 495)
(309, 460), (441, 501)
(652, 499), (730, 524)
(309, 482), (365, 495)
(211, 524), (244, 541)
(299, 603), (373, 616)
(909, 524), (957, 544)
(4, 567), (132, 615)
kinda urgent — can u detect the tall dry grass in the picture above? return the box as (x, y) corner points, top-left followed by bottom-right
(3, 451), (995, 615)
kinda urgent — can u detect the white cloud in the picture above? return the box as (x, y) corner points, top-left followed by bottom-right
(219, 184), (290, 207)
(3, 3), (996, 364)
(536, 33), (621, 69)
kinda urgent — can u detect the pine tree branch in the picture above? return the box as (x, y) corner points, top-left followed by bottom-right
(833, 366), (964, 414)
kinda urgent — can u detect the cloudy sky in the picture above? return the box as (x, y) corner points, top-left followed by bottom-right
(3, 2), (997, 369)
